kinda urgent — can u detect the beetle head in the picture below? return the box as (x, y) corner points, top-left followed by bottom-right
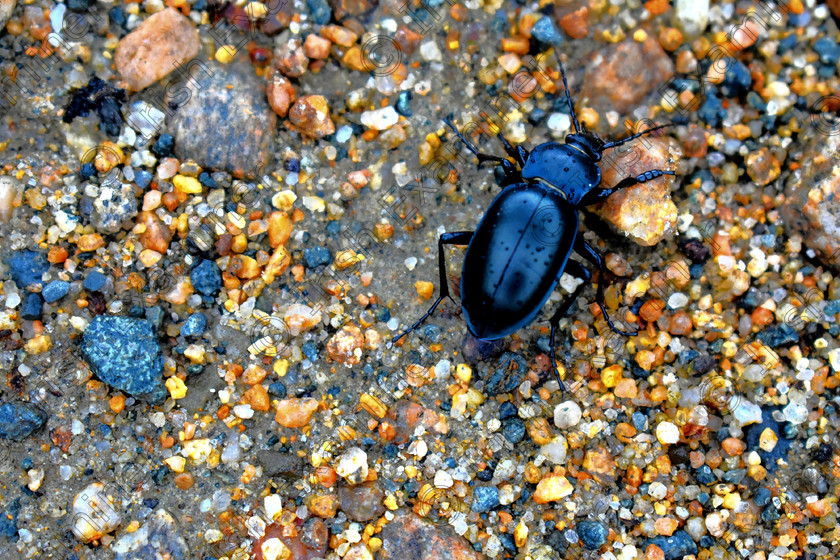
(565, 130), (605, 161)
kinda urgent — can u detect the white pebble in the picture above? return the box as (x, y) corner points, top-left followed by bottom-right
(540, 436), (568, 464)
(5, 293), (20, 309)
(656, 421), (680, 444)
(360, 107), (399, 131)
(434, 471), (453, 488)
(336, 447), (368, 484)
(554, 400), (582, 428)
(419, 41), (442, 62)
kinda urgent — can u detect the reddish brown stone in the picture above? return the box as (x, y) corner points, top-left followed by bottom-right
(581, 37), (674, 114)
(115, 8), (200, 91)
(266, 72), (297, 117)
(377, 511), (481, 560)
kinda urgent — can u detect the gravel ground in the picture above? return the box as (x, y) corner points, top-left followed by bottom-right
(2, 0), (840, 559)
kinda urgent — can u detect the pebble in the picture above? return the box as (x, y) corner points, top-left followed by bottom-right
(656, 422), (680, 444)
(180, 313), (207, 337)
(112, 509), (189, 560)
(673, 0), (709, 38)
(168, 62), (276, 179)
(326, 324), (364, 366)
(554, 400), (582, 428)
(190, 259), (222, 296)
(361, 107), (399, 131)
(0, 402), (47, 441)
(81, 316), (164, 399)
(533, 473), (574, 503)
(582, 37), (674, 114)
(0, 0), (16, 29)
(7, 250), (49, 289)
(647, 530), (698, 560)
(541, 436), (568, 464)
(471, 486), (500, 512)
(289, 95), (335, 139)
(597, 136), (678, 246)
(266, 72), (297, 117)
(338, 482), (385, 521)
(335, 447), (368, 484)
(92, 184), (138, 233)
(577, 521), (608, 550)
(274, 397), (319, 428)
(84, 270), (107, 291)
(20, 293), (43, 319)
(114, 8), (200, 91)
(0, 175), (21, 222)
(530, 17), (564, 48)
(71, 482), (121, 542)
(377, 511), (480, 560)
(42, 280), (70, 303)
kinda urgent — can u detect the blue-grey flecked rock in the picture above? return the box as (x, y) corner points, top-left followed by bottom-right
(20, 293), (43, 320)
(180, 313), (207, 337)
(113, 509), (189, 560)
(306, 0), (331, 24)
(531, 16), (564, 48)
(471, 486), (500, 513)
(7, 250), (49, 289)
(92, 183), (139, 233)
(577, 521), (608, 550)
(84, 270), (107, 291)
(81, 316), (164, 398)
(190, 259), (221, 296)
(0, 402), (48, 441)
(42, 280), (70, 303)
(647, 530), (698, 560)
(167, 63), (275, 179)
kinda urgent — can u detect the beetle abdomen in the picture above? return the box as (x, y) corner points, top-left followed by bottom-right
(461, 183), (578, 339)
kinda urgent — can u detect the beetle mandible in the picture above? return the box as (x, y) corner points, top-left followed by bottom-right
(392, 53), (675, 391)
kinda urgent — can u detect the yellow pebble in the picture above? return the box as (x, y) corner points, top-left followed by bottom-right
(164, 456), (186, 473)
(415, 281), (434, 300)
(173, 175), (202, 194)
(455, 363), (472, 384)
(215, 45), (237, 64)
(166, 376), (188, 399)
(758, 428), (778, 451)
(274, 358), (289, 377)
(383, 494), (398, 510)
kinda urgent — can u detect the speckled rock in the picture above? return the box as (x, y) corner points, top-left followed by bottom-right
(92, 184), (138, 233)
(597, 135), (679, 246)
(581, 37), (675, 115)
(114, 8), (200, 91)
(6, 250), (49, 289)
(0, 402), (47, 441)
(0, 0), (16, 30)
(782, 134), (840, 270)
(167, 63), (276, 179)
(112, 509), (189, 560)
(81, 316), (164, 399)
(377, 510), (481, 560)
(0, 175), (21, 222)
(338, 482), (385, 521)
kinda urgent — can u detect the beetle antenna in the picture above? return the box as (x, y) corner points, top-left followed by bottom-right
(602, 123), (676, 150)
(443, 116), (482, 157)
(554, 50), (581, 133)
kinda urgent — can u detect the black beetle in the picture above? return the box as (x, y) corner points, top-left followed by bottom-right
(392, 54), (675, 391)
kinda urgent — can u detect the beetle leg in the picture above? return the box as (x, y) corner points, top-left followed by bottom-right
(391, 231), (474, 344)
(573, 239), (638, 337)
(546, 260), (592, 391)
(496, 132), (529, 167)
(578, 169), (675, 206)
(443, 117), (519, 175)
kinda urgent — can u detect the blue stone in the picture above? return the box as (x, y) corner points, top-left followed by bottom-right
(20, 457), (33, 470)
(695, 465), (716, 485)
(576, 521), (608, 550)
(190, 259), (222, 296)
(502, 418), (525, 444)
(753, 487), (772, 507)
(20, 293), (43, 320)
(743, 407), (792, 472)
(198, 172), (217, 188)
(647, 530), (698, 560)
(267, 382), (287, 398)
(306, 0), (331, 24)
(7, 250), (49, 289)
(0, 499), (20, 538)
(632, 411), (648, 431)
(395, 91), (413, 117)
(145, 306), (164, 330)
(698, 91), (727, 128)
(0, 402), (47, 441)
(531, 17), (564, 48)
(42, 280), (70, 303)
(471, 486), (499, 513)
(81, 316), (164, 398)
(84, 270), (107, 291)
(151, 133), (174, 158)
(720, 59), (752, 98)
(756, 324), (798, 347)
(134, 169), (153, 189)
(499, 401), (517, 420)
(181, 313), (207, 337)
(302, 341), (319, 361)
(304, 246), (332, 268)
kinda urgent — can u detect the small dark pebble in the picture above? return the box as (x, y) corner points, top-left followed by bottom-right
(180, 313), (207, 337)
(84, 270), (107, 291)
(678, 238), (711, 263)
(151, 134), (175, 158)
(0, 402), (48, 441)
(576, 521), (608, 550)
(502, 418), (526, 444)
(647, 530), (698, 560)
(304, 246), (332, 268)
(21, 293), (43, 320)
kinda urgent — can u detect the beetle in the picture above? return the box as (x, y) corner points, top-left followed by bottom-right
(392, 54), (675, 391)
